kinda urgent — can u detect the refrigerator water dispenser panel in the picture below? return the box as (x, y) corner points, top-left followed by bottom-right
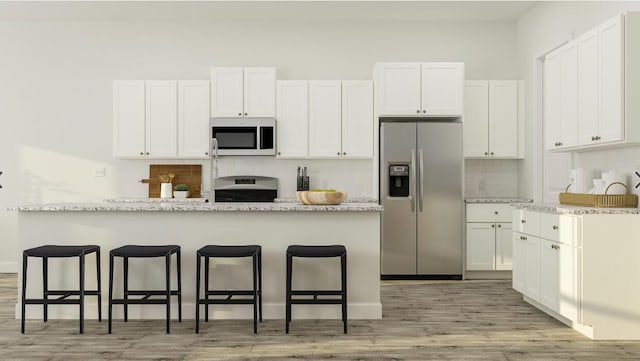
(388, 164), (410, 197)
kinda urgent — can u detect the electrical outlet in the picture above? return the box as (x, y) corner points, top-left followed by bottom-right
(93, 167), (106, 177)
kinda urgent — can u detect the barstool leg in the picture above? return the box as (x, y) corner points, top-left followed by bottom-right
(252, 253), (258, 334)
(258, 249), (263, 323)
(21, 253), (28, 334)
(42, 257), (48, 323)
(176, 250), (182, 322)
(285, 252), (292, 334)
(204, 256), (210, 322)
(341, 253), (347, 334)
(96, 249), (102, 322)
(79, 254), (85, 334)
(165, 253), (171, 334)
(108, 253), (114, 334)
(123, 257), (129, 322)
(195, 253), (201, 334)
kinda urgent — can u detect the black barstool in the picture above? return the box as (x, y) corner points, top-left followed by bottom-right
(108, 245), (181, 334)
(285, 245), (347, 334)
(195, 245), (262, 334)
(21, 245), (101, 334)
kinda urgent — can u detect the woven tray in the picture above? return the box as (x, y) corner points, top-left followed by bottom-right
(559, 182), (638, 208)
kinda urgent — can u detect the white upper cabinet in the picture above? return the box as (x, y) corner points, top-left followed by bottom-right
(178, 81), (210, 158)
(376, 63), (421, 115)
(276, 81), (309, 158)
(113, 81), (146, 158)
(114, 80), (210, 159)
(464, 80), (521, 158)
(550, 13), (640, 151)
(309, 81), (342, 158)
(421, 63), (464, 116)
(578, 27), (599, 146)
(597, 14), (624, 143)
(463, 81), (489, 157)
(375, 62), (464, 117)
(544, 40), (578, 150)
(146, 81), (178, 158)
(210, 67), (275, 118)
(341, 81), (374, 158)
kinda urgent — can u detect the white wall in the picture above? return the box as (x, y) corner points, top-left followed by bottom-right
(517, 1), (640, 202)
(0, 3), (519, 271)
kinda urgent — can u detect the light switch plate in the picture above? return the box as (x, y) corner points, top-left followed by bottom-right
(93, 167), (106, 177)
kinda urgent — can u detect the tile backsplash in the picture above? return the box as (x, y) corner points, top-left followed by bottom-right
(465, 159), (519, 198)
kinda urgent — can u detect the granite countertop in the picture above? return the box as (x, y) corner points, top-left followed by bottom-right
(512, 202), (640, 215)
(9, 201), (383, 212)
(465, 198), (534, 204)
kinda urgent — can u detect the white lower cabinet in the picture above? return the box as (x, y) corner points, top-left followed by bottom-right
(465, 204), (513, 272)
(513, 208), (581, 325)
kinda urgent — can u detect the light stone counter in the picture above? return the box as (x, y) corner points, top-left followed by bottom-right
(465, 198), (533, 204)
(512, 202), (640, 215)
(9, 201), (383, 212)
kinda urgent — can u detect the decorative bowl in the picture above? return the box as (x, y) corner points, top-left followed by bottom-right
(296, 191), (347, 205)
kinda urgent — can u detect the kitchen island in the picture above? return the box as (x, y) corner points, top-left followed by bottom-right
(11, 201), (383, 321)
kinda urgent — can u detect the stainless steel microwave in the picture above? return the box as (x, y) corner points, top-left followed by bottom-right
(210, 118), (276, 156)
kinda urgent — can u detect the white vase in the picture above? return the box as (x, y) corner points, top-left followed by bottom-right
(160, 183), (173, 199)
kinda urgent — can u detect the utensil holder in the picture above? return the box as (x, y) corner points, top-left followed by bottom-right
(160, 183), (173, 199)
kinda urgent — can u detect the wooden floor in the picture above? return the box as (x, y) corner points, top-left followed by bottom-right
(1, 273), (640, 360)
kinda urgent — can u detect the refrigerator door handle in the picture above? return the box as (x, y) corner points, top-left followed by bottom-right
(411, 149), (416, 212)
(419, 149), (424, 212)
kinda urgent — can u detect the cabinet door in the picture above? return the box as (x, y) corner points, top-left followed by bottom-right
(463, 81), (489, 157)
(495, 223), (513, 270)
(598, 14), (624, 143)
(465, 223), (496, 271)
(145, 81), (177, 158)
(113, 81), (146, 158)
(524, 235), (541, 302)
(489, 81), (518, 157)
(560, 40), (579, 148)
(309, 81), (341, 158)
(377, 63), (421, 115)
(544, 47), (563, 150)
(342, 81), (373, 158)
(276, 81), (308, 158)
(421, 63), (464, 116)
(540, 239), (559, 312)
(512, 232), (526, 292)
(578, 27), (599, 146)
(243, 67), (276, 117)
(178, 81), (210, 159)
(211, 67), (244, 117)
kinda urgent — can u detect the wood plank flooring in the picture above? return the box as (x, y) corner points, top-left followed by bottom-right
(1, 273), (640, 360)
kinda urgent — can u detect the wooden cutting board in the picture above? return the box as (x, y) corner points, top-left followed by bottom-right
(141, 164), (202, 198)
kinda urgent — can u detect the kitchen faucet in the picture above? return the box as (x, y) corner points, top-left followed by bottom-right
(209, 138), (219, 202)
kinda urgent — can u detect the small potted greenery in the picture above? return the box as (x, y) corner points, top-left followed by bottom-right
(173, 183), (189, 199)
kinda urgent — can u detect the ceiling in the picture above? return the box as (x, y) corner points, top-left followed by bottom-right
(0, 1), (539, 22)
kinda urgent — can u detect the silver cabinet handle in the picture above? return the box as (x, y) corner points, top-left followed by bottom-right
(521, 219), (526, 224)
(552, 225), (558, 230)
(491, 224), (495, 228)
(418, 149), (424, 212)
(497, 224), (501, 228)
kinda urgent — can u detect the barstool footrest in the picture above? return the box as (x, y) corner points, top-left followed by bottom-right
(206, 290), (257, 296)
(198, 299), (256, 305)
(290, 299), (344, 305)
(125, 290), (181, 296)
(24, 298), (87, 305)
(111, 299), (176, 305)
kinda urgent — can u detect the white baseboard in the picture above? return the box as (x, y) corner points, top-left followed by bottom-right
(0, 262), (17, 273)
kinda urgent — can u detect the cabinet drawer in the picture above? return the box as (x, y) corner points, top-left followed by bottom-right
(515, 210), (540, 236)
(466, 203), (513, 222)
(540, 213), (560, 241)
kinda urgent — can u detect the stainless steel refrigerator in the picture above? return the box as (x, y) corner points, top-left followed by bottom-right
(380, 119), (463, 278)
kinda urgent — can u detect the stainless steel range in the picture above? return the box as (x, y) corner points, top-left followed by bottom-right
(213, 176), (278, 202)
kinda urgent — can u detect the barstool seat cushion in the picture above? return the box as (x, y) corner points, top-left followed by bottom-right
(110, 245), (179, 257)
(24, 245), (100, 258)
(287, 245), (346, 258)
(198, 245), (260, 257)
